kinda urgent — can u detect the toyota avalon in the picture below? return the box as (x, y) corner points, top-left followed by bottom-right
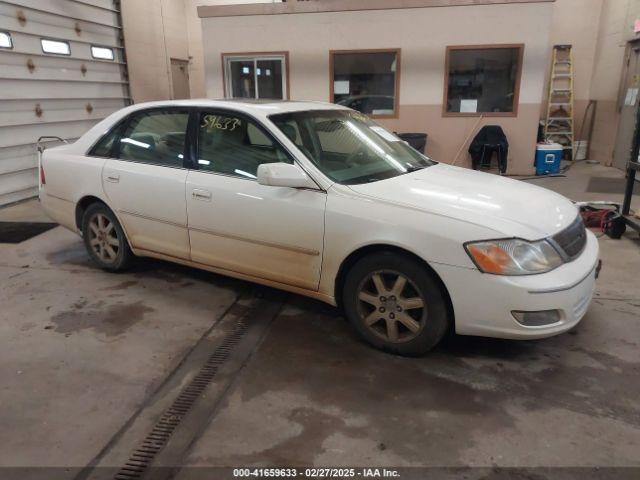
(39, 100), (599, 355)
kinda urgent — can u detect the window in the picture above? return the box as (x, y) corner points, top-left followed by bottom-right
(197, 111), (292, 179)
(0, 31), (12, 49)
(271, 110), (434, 185)
(41, 38), (71, 55)
(91, 45), (114, 60)
(223, 53), (288, 100)
(444, 45), (524, 116)
(89, 126), (122, 158)
(330, 49), (400, 118)
(116, 110), (189, 167)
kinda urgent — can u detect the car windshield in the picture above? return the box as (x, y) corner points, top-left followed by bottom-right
(269, 110), (435, 185)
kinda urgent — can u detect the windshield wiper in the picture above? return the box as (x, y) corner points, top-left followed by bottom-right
(404, 165), (426, 173)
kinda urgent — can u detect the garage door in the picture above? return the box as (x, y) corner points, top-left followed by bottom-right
(0, 0), (130, 206)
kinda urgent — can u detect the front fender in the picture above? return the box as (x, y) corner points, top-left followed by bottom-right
(318, 186), (494, 297)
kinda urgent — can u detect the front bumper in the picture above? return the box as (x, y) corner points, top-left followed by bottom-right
(433, 230), (599, 340)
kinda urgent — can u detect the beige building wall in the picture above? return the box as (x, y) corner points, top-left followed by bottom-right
(546, 0), (640, 166)
(539, 0), (640, 167)
(200, 3), (554, 175)
(185, 1), (282, 98)
(121, 0), (190, 103)
(121, 0), (279, 103)
(547, 0), (603, 140)
(588, 0), (640, 165)
(120, 0), (639, 171)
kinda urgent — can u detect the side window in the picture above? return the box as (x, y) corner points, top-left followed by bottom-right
(89, 126), (121, 158)
(116, 110), (189, 167)
(197, 112), (292, 179)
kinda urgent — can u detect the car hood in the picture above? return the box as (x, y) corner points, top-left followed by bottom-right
(348, 163), (578, 239)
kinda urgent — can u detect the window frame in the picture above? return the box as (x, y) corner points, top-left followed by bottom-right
(329, 48), (401, 120)
(0, 31), (13, 50)
(90, 44), (115, 61)
(87, 107), (195, 169)
(221, 52), (290, 100)
(40, 37), (71, 56)
(87, 106), (322, 189)
(443, 43), (524, 118)
(269, 109), (435, 186)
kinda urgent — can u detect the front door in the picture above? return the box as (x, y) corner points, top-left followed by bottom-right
(614, 45), (640, 170)
(186, 110), (326, 290)
(102, 108), (191, 259)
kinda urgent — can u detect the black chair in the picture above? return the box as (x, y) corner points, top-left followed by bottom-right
(468, 125), (509, 174)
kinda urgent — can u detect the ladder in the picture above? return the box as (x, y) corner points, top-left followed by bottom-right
(544, 45), (575, 161)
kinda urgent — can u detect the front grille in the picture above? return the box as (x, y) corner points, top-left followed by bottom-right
(553, 215), (587, 260)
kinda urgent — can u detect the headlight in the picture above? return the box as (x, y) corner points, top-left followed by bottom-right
(465, 238), (563, 275)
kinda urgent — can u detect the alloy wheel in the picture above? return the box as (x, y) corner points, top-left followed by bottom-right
(88, 213), (120, 264)
(356, 270), (427, 343)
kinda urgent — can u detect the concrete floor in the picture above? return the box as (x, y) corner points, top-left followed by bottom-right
(0, 198), (51, 223)
(521, 161), (640, 212)
(0, 163), (639, 478)
(0, 227), (242, 469)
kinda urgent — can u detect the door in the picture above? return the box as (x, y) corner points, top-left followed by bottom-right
(102, 108), (191, 259)
(186, 110), (326, 290)
(614, 45), (640, 170)
(171, 59), (191, 99)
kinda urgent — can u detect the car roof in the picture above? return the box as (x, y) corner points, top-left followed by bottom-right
(123, 99), (350, 116)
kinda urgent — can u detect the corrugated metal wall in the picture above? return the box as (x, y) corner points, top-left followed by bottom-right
(0, 0), (130, 206)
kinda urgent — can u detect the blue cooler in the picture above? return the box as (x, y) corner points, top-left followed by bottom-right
(535, 143), (563, 175)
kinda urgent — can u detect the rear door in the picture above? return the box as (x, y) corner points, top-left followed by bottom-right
(102, 108), (191, 259)
(185, 109), (326, 290)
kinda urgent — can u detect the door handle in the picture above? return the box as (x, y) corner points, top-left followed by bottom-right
(192, 189), (212, 201)
(105, 174), (120, 183)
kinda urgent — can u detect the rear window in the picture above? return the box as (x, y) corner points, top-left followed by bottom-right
(89, 127), (121, 158)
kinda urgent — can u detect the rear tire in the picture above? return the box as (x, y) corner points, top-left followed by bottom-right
(81, 203), (133, 272)
(342, 251), (450, 356)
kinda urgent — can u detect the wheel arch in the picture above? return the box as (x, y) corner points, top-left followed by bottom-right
(75, 195), (107, 230)
(74, 196), (133, 250)
(333, 244), (455, 328)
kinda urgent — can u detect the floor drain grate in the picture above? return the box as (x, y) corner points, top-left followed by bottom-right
(113, 319), (249, 480)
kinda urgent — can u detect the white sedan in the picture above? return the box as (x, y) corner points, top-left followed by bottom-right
(39, 100), (599, 355)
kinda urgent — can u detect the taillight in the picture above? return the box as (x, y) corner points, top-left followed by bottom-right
(40, 163), (46, 185)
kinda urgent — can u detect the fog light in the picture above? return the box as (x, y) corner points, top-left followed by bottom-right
(512, 310), (561, 326)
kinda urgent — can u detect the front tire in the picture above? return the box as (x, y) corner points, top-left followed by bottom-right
(82, 203), (133, 272)
(342, 252), (450, 356)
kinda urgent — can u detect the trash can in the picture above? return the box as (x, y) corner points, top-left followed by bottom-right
(397, 133), (428, 154)
(535, 143), (563, 175)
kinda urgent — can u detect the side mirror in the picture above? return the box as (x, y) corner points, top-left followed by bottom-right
(257, 163), (317, 189)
